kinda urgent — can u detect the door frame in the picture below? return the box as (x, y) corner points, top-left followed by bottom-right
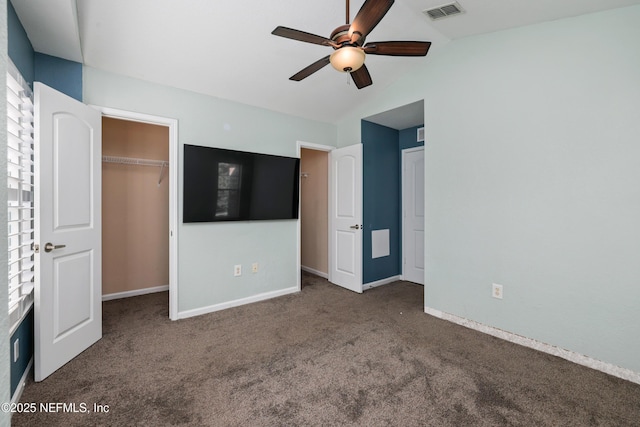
(296, 141), (334, 291)
(401, 146), (425, 283)
(91, 106), (179, 320)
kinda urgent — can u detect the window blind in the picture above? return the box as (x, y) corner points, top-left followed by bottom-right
(6, 60), (34, 332)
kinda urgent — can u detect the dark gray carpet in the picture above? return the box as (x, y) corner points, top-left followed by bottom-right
(13, 272), (640, 426)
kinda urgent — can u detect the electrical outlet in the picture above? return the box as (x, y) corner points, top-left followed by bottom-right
(13, 339), (19, 363)
(252, 263), (259, 273)
(492, 283), (503, 299)
(234, 265), (242, 277)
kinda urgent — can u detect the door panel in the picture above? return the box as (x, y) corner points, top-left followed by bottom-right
(54, 114), (93, 228)
(329, 144), (362, 293)
(336, 231), (356, 274)
(336, 156), (355, 217)
(34, 82), (102, 381)
(53, 251), (93, 340)
(402, 148), (425, 285)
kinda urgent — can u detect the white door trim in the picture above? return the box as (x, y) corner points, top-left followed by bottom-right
(401, 146), (425, 284)
(296, 141), (335, 291)
(90, 106), (179, 320)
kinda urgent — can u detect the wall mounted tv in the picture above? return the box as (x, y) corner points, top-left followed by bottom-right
(183, 144), (300, 223)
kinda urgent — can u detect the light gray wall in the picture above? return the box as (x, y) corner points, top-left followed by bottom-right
(83, 67), (336, 313)
(1, 1), (12, 425)
(337, 5), (640, 373)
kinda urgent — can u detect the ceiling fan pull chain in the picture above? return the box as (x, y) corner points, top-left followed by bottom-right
(347, 73), (351, 86)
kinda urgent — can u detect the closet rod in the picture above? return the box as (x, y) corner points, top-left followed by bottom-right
(102, 155), (169, 186)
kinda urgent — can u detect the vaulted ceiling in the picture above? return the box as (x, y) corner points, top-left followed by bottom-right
(11, 0), (640, 126)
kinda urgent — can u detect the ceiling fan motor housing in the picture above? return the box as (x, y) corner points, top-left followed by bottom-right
(330, 24), (363, 45)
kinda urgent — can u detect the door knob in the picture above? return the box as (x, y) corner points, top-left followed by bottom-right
(349, 225), (361, 230)
(44, 242), (66, 253)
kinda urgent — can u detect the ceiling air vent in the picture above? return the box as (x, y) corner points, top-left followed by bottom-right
(423, 2), (465, 21)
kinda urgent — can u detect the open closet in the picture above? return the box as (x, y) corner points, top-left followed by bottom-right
(101, 117), (170, 300)
(300, 148), (329, 279)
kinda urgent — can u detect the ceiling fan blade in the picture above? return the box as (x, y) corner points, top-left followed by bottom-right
(272, 26), (333, 46)
(349, 0), (394, 42)
(350, 64), (373, 89)
(289, 56), (331, 81)
(364, 41), (431, 56)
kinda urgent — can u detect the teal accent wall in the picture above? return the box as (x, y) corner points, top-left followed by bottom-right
(35, 53), (83, 101)
(362, 121), (400, 284)
(361, 122), (424, 284)
(8, 0), (34, 84)
(399, 126), (424, 151)
(10, 308), (33, 396)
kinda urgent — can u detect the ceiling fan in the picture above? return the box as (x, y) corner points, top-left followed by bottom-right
(271, 0), (431, 89)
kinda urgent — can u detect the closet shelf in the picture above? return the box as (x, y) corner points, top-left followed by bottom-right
(102, 156), (169, 186)
(102, 155), (168, 167)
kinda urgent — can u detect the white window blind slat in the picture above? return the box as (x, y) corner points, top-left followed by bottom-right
(8, 148), (21, 165)
(8, 118), (22, 138)
(7, 212), (20, 224)
(9, 262), (20, 276)
(8, 144), (23, 158)
(8, 132), (22, 151)
(8, 291), (22, 310)
(20, 121), (33, 133)
(7, 90), (22, 110)
(8, 163), (21, 180)
(8, 234), (19, 249)
(7, 102), (22, 123)
(21, 269), (34, 281)
(6, 72), (24, 94)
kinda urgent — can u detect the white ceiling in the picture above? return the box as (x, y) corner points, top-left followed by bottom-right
(11, 0), (640, 128)
(364, 100), (424, 130)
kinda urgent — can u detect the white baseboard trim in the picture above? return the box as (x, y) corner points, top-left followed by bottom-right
(11, 357), (33, 407)
(424, 306), (640, 385)
(363, 275), (401, 290)
(102, 285), (169, 301)
(301, 265), (328, 279)
(177, 286), (299, 320)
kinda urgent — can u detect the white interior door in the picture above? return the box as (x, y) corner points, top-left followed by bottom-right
(402, 147), (425, 285)
(34, 82), (102, 381)
(328, 144), (362, 293)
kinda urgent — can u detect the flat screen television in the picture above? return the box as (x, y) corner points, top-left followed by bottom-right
(183, 144), (300, 223)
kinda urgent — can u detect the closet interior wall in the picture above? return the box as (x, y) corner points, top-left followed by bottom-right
(300, 148), (328, 276)
(102, 117), (169, 296)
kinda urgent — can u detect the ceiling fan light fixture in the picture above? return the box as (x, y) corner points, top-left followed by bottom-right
(330, 46), (366, 73)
